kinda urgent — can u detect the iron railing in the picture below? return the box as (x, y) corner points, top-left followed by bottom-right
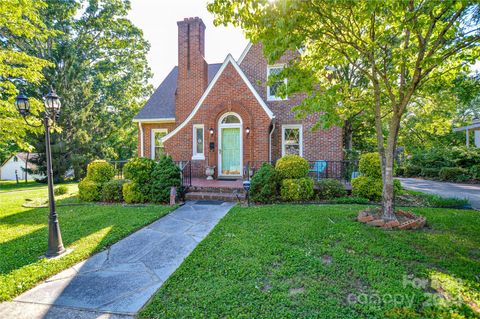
(245, 160), (359, 182)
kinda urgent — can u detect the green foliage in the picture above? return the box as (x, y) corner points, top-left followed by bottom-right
(78, 179), (101, 202)
(358, 152), (381, 178)
(150, 156), (181, 203)
(123, 158), (156, 183)
(250, 163), (278, 203)
(439, 167), (469, 183)
(86, 160), (114, 184)
(122, 181), (148, 204)
(404, 164), (422, 177)
(399, 190), (469, 209)
(420, 167), (440, 179)
(352, 176), (401, 202)
(280, 178), (314, 202)
(102, 179), (128, 202)
(275, 155), (309, 180)
(315, 179), (346, 200)
(470, 165), (480, 180)
(53, 185), (68, 196)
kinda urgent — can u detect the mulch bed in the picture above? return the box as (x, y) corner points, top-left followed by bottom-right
(357, 207), (426, 230)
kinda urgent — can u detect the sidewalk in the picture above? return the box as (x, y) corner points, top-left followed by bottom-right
(0, 201), (235, 319)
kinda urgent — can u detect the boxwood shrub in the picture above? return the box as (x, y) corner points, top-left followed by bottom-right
(151, 155), (181, 203)
(250, 163), (278, 203)
(78, 179), (102, 201)
(102, 179), (128, 202)
(358, 152), (382, 178)
(275, 155), (310, 180)
(123, 157), (156, 199)
(351, 176), (401, 202)
(86, 160), (114, 183)
(123, 181), (148, 204)
(54, 185), (68, 196)
(315, 178), (346, 200)
(280, 178), (314, 202)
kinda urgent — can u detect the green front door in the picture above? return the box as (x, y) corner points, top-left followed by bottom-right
(221, 127), (241, 175)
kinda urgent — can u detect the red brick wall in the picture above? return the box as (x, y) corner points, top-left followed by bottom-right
(176, 17), (208, 125)
(240, 43), (343, 162)
(163, 62), (272, 178)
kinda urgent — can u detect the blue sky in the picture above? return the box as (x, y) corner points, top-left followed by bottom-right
(128, 0), (249, 86)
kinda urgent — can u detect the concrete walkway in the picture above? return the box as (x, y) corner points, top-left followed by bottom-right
(398, 178), (480, 209)
(0, 201), (234, 319)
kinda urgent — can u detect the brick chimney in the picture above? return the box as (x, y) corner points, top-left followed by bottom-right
(176, 17), (208, 124)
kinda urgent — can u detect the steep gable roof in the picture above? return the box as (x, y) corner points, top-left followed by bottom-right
(162, 54), (274, 143)
(133, 63), (222, 122)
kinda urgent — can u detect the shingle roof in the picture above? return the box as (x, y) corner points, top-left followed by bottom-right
(134, 63), (222, 121)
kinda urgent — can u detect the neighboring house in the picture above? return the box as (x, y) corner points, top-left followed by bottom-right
(134, 17), (343, 178)
(453, 118), (480, 148)
(0, 153), (42, 181)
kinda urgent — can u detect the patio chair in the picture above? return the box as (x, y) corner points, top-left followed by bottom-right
(310, 160), (327, 181)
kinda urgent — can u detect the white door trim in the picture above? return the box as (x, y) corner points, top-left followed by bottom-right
(218, 112), (243, 177)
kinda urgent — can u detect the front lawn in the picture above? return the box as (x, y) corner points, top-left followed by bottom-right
(0, 180), (47, 193)
(0, 183), (175, 301)
(140, 204), (480, 319)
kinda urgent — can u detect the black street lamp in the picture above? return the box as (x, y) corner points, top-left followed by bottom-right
(15, 88), (66, 258)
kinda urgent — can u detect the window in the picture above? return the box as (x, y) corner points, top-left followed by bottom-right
(192, 124), (204, 160)
(282, 125), (302, 156)
(267, 65), (287, 101)
(221, 114), (241, 124)
(151, 129), (168, 160)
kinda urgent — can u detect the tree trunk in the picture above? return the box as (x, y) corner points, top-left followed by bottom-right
(343, 119), (353, 151)
(382, 147), (396, 220)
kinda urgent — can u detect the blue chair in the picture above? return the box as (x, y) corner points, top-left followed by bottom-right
(310, 160), (327, 180)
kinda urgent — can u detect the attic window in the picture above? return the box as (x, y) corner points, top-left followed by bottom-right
(221, 115), (240, 124)
(267, 65), (287, 101)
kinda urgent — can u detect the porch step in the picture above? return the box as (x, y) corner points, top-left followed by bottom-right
(185, 191), (245, 202)
(188, 185), (245, 193)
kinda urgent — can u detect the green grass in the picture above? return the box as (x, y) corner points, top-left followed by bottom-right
(140, 205), (480, 319)
(0, 183), (175, 301)
(0, 180), (47, 192)
(398, 190), (470, 208)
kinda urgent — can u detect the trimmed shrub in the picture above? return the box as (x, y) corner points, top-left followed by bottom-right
(316, 178), (346, 200)
(86, 160), (114, 183)
(102, 179), (128, 202)
(404, 164), (422, 177)
(123, 181), (148, 204)
(358, 152), (381, 178)
(420, 167), (439, 179)
(78, 179), (102, 201)
(439, 167), (469, 182)
(123, 157), (156, 184)
(280, 178), (314, 202)
(275, 155), (310, 180)
(151, 156), (181, 203)
(351, 176), (401, 202)
(250, 163), (278, 203)
(54, 185), (68, 196)
(470, 164), (480, 180)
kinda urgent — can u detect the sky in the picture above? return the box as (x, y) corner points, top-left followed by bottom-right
(127, 0), (249, 87)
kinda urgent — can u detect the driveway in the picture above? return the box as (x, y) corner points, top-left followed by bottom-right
(398, 178), (480, 210)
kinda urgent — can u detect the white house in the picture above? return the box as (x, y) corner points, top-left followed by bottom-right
(0, 153), (42, 181)
(454, 118), (480, 148)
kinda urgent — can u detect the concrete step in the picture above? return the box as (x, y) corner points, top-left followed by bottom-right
(185, 191), (245, 202)
(188, 186), (245, 193)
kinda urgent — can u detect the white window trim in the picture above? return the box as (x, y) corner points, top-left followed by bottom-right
(267, 65), (288, 101)
(151, 128), (168, 159)
(192, 124), (205, 160)
(282, 124), (303, 157)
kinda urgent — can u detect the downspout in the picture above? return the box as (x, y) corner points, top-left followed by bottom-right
(139, 122), (144, 157)
(269, 120), (276, 162)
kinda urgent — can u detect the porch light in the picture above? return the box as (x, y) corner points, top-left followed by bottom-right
(209, 127), (214, 135)
(15, 91), (30, 116)
(245, 127), (250, 135)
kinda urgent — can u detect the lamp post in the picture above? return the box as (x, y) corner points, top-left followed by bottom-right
(15, 88), (66, 258)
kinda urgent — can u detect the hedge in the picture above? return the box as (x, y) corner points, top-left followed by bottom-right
(275, 155), (310, 180)
(78, 179), (102, 201)
(250, 163), (278, 203)
(280, 178), (314, 201)
(151, 156), (181, 203)
(86, 160), (114, 183)
(315, 178), (346, 200)
(102, 179), (128, 202)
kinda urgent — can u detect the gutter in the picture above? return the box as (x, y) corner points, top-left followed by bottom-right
(138, 122), (144, 157)
(269, 120), (276, 162)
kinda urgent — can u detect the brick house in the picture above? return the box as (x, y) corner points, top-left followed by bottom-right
(133, 17), (343, 179)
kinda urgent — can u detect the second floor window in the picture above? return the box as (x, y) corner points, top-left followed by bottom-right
(267, 65), (287, 101)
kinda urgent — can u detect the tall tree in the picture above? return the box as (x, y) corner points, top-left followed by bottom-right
(0, 0), (52, 160)
(209, 0), (480, 219)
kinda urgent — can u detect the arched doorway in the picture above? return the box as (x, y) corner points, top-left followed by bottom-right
(218, 112), (242, 178)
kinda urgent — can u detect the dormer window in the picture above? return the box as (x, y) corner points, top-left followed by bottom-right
(267, 65), (287, 101)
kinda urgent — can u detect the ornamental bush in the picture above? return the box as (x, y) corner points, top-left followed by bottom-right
(351, 176), (401, 202)
(250, 163), (278, 203)
(404, 164), (422, 177)
(315, 178), (346, 200)
(123, 181), (148, 204)
(275, 155), (310, 180)
(54, 185), (68, 196)
(280, 178), (314, 202)
(358, 152), (382, 178)
(420, 167), (440, 179)
(78, 179), (102, 201)
(102, 179), (128, 202)
(86, 160), (115, 183)
(470, 165), (480, 180)
(439, 167), (469, 182)
(123, 157), (156, 184)
(151, 155), (181, 203)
